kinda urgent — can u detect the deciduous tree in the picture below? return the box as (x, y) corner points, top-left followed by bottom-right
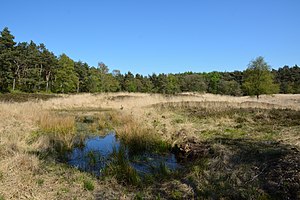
(243, 56), (279, 99)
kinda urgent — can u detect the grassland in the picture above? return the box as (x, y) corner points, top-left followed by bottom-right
(0, 93), (299, 199)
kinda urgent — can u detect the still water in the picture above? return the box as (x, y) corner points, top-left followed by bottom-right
(66, 133), (180, 176)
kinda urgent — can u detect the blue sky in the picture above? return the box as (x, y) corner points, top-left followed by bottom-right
(1, 0), (299, 75)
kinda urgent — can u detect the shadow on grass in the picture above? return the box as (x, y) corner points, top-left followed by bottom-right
(0, 93), (59, 102)
(215, 138), (300, 200)
(151, 138), (300, 200)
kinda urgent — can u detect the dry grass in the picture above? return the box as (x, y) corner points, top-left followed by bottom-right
(96, 111), (169, 155)
(35, 113), (76, 151)
(0, 92), (299, 199)
(39, 92), (300, 113)
(38, 113), (75, 135)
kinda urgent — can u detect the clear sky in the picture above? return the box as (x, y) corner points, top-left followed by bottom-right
(1, 0), (299, 75)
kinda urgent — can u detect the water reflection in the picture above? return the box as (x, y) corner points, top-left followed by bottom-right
(66, 133), (180, 176)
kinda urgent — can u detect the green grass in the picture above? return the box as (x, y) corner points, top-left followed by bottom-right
(133, 192), (144, 200)
(103, 146), (141, 186)
(60, 187), (70, 193)
(171, 190), (184, 199)
(87, 151), (97, 166)
(156, 162), (171, 177)
(36, 178), (44, 186)
(83, 179), (94, 191)
(121, 133), (171, 156)
(149, 103), (300, 199)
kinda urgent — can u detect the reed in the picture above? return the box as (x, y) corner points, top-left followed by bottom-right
(38, 113), (76, 150)
(105, 111), (170, 155)
(103, 146), (141, 186)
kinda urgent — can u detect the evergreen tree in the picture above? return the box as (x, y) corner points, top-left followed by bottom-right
(166, 74), (180, 94)
(0, 27), (16, 50)
(75, 61), (90, 92)
(87, 67), (101, 93)
(1, 27), (300, 96)
(0, 27), (16, 92)
(156, 74), (168, 94)
(104, 74), (120, 92)
(0, 51), (13, 92)
(140, 76), (154, 93)
(39, 45), (58, 92)
(149, 73), (159, 93)
(218, 80), (242, 96)
(53, 54), (78, 93)
(123, 72), (137, 92)
(179, 74), (207, 92)
(276, 65), (300, 94)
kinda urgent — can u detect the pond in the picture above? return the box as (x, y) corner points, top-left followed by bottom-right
(66, 133), (180, 177)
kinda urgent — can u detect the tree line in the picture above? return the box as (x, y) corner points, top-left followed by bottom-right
(1, 27), (299, 97)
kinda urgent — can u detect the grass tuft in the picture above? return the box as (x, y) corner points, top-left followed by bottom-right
(36, 178), (44, 186)
(39, 113), (75, 135)
(37, 113), (76, 151)
(103, 146), (141, 186)
(96, 111), (171, 155)
(83, 179), (94, 191)
(112, 112), (170, 155)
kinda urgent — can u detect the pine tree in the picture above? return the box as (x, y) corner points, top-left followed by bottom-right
(0, 27), (16, 92)
(0, 27), (16, 50)
(53, 54), (78, 93)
